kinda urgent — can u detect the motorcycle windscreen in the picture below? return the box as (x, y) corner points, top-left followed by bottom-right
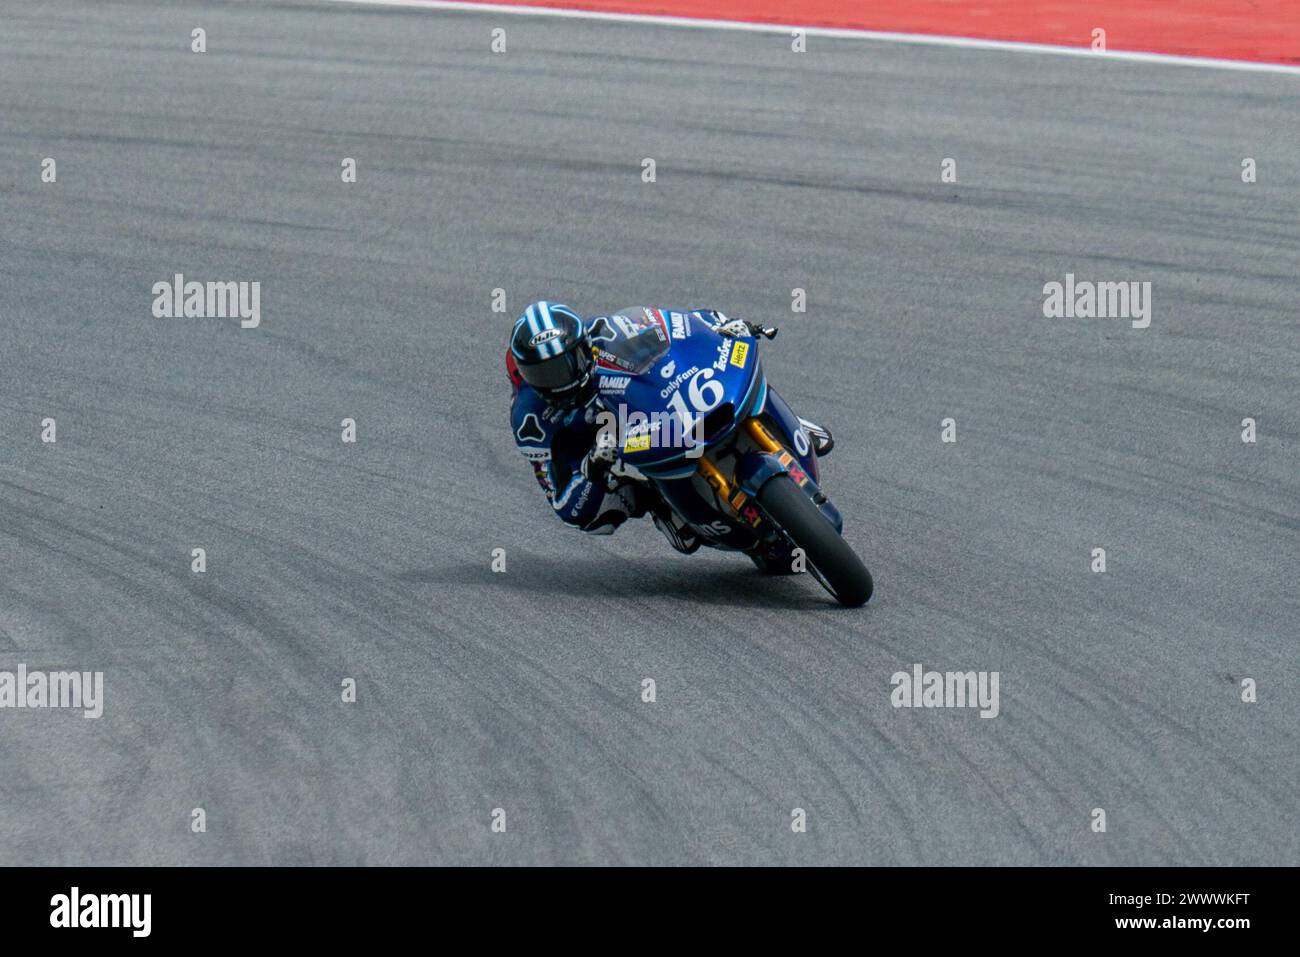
(595, 307), (670, 375)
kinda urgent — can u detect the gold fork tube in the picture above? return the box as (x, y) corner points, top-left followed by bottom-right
(696, 455), (733, 500)
(744, 417), (783, 454)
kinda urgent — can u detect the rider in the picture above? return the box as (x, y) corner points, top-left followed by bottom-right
(506, 301), (831, 558)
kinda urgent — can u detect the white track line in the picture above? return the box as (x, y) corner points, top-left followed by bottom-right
(316, 0), (1300, 76)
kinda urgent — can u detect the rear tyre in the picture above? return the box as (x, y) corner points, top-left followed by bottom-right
(756, 474), (873, 606)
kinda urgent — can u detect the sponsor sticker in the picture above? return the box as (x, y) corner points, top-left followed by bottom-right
(729, 340), (749, 368)
(599, 375), (632, 393)
(658, 365), (699, 399)
(613, 314), (644, 339)
(781, 453), (810, 487)
(574, 480), (592, 510)
(595, 348), (637, 372)
(529, 328), (563, 347)
(614, 309), (668, 341)
(623, 432), (652, 453)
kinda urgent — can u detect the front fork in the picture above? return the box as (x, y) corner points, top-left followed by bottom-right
(696, 418), (843, 534)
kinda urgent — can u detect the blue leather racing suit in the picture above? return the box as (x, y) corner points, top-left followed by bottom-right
(508, 308), (737, 534)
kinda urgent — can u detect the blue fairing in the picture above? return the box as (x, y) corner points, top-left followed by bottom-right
(590, 306), (842, 549)
(596, 310), (762, 477)
(761, 385), (820, 485)
(756, 388), (843, 533)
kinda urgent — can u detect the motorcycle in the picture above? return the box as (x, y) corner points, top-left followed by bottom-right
(591, 307), (873, 607)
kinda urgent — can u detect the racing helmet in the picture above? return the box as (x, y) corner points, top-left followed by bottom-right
(509, 301), (593, 403)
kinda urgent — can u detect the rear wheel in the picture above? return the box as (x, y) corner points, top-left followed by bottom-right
(756, 474), (873, 606)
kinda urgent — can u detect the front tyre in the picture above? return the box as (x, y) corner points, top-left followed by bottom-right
(756, 474), (873, 607)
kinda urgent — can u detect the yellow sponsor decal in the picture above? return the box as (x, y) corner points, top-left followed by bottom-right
(729, 340), (749, 368)
(623, 433), (652, 453)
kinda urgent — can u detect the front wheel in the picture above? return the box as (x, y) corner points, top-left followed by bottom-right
(756, 474), (873, 607)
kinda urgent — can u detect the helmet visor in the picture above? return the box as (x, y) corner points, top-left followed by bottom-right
(518, 344), (593, 395)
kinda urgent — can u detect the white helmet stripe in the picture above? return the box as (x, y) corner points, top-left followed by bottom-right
(537, 302), (558, 355)
(520, 302), (582, 359)
(539, 302), (565, 357)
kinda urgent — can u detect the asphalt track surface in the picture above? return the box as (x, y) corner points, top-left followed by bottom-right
(1, 0), (1297, 866)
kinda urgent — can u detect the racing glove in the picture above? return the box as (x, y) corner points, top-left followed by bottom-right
(711, 311), (777, 340)
(712, 312), (752, 338)
(581, 428), (619, 482)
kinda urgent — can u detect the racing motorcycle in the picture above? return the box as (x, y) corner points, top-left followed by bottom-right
(592, 308), (873, 607)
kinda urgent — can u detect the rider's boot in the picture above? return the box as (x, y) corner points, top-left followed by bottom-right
(649, 502), (701, 555)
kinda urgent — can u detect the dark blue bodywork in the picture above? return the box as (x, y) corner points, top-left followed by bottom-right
(593, 309), (842, 552)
